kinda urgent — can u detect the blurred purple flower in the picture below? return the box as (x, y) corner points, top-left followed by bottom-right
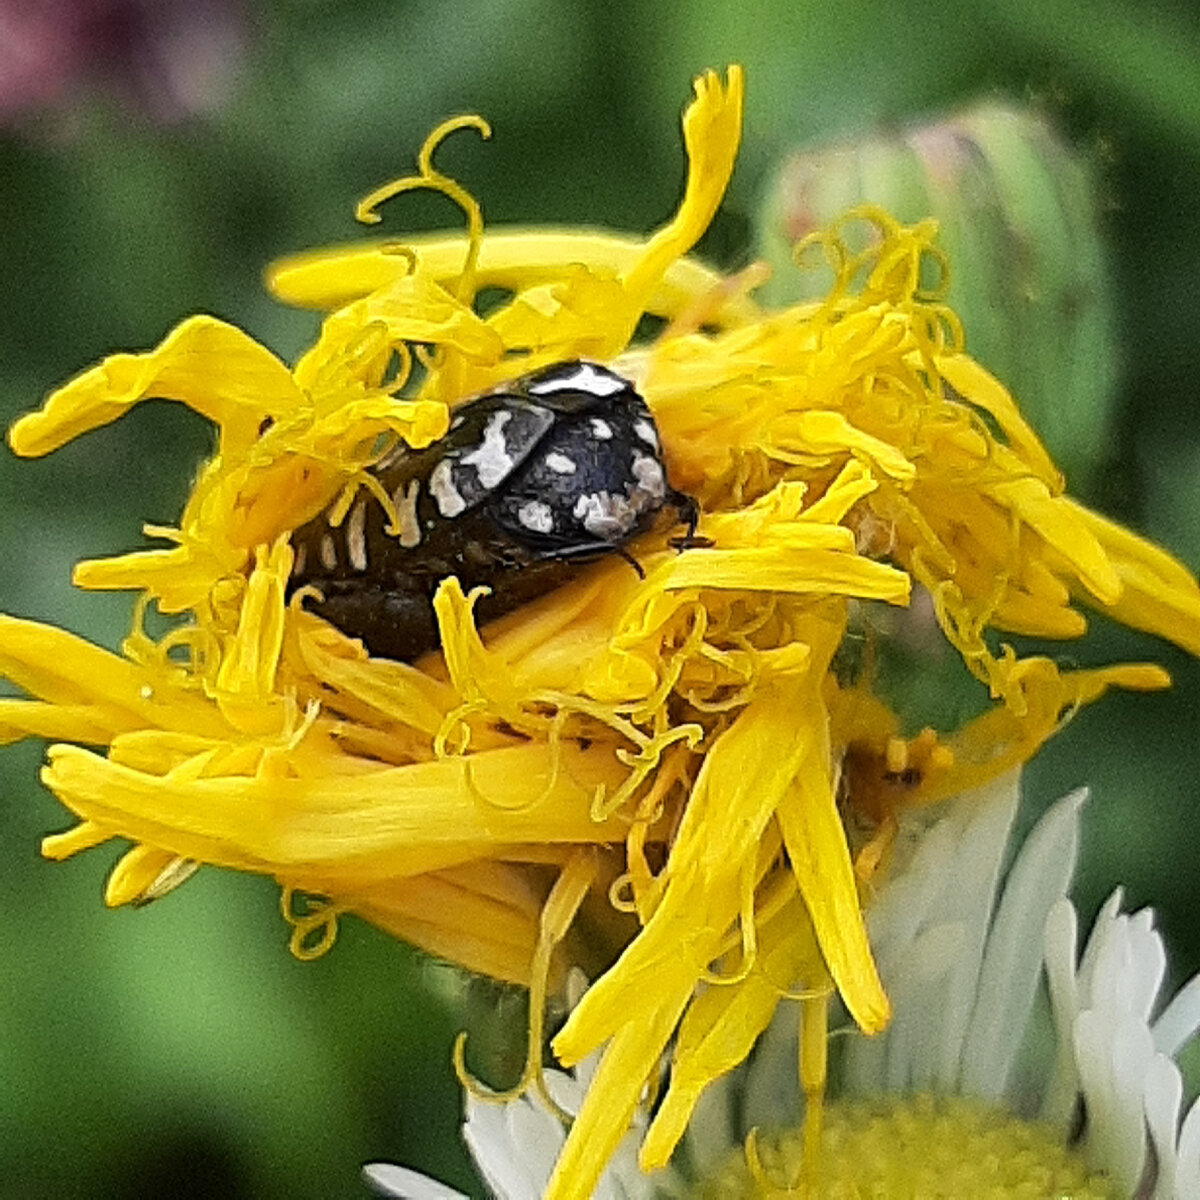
(0, 0), (246, 125)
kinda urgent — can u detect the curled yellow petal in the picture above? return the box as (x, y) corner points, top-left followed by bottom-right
(9, 316), (302, 459)
(105, 844), (198, 907)
(265, 228), (762, 330)
(617, 66), (745, 334)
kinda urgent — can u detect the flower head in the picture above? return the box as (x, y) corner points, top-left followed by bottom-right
(5, 66), (1200, 1199)
(684, 772), (1200, 1197)
(365, 774), (1200, 1197)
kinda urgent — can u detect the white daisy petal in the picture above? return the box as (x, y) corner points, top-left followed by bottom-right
(856, 771), (1021, 1096)
(839, 1003), (890, 1098)
(1125, 909), (1168, 1022)
(924, 772), (1021, 1090)
(1041, 896), (1083, 1128)
(504, 1095), (567, 1176)
(1076, 888), (1127, 1009)
(1088, 912), (1132, 1012)
(961, 787), (1085, 1100)
(1075, 1008), (1153, 1193)
(463, 1098), (543, 1200)
(866, 818), (959, 956)
(849, 816), (965, 1097)
(543, 1067), (587, 1116)
(684, 1069), (741, 1176)
(1143, 1052), (1183, 1200)
(1153, 973), (1200, 1059)
(741, 1002), (802, 1133)
(363, 1163), (470, 1200)
(1175, 1096), (1200, 1198)
(880, 922), (964, 1092)
(596, 1132), (657, 1200)
(1074, 1010), (1121, 1175)
(1107, 1017), (1156, 1191)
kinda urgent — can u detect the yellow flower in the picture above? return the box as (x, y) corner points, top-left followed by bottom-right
(4, 66), (1200, 1200)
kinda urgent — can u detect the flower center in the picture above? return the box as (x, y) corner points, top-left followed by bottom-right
(694, 1095), (1116, 1198)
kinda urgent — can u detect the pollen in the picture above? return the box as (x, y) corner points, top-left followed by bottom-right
(696, 1096), (1116, 1199)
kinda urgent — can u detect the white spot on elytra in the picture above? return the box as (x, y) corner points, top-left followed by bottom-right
(544, 451), (577, 474)
(292, 543), (307, 577)
(573, 491), (637, 538)
(347, 498), (368, 571)
(590, 417), (614, 440)
(462, 410), (514, 488)
(320, 533), (337, 571)
(392, 479), (422, 548)
(517, 499), (554, 534)
(430, 459), (466, 517)
(631, 453), (666, 500)
(527, 362), (627, 398)
(634, 418), (658, 448)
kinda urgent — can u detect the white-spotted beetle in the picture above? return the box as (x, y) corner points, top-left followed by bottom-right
(288, 360), (701, 660)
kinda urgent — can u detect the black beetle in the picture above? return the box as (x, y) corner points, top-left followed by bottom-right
(288, 360), (700, 660)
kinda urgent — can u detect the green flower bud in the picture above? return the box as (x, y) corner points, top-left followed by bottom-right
(758, 103), (1117, 490)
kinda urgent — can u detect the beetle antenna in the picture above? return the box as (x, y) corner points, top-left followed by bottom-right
(617, 547), (646, 580)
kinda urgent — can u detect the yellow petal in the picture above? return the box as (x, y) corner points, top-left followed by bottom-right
(778, 772), (889, 1032)
(39, 740), (632, 884)
(290, 614), (457, 737)
(0, 699), (140, 746)
(606, 66), (744, 353)
(987, 476), (1120, 605)
(0, 615), (231, 740)
(8, 316), (303, 459)
(215, 540), (290, 708)
(104, 844), (196, 907)
(265, 228), (761, 330)
(41, 820), (111, 860)
(348, 863), (545, 986)
(556, 648), (828, 1065)
(640, 892), (821, 1166)
(932, 659), (1170, 800)
(546, 989), (689, 1200)
(487, 269), (633, 361)
(652, 545), (910, 604)
(936, 352), (1061, 489)
(73, 545), (243, 614)
(1067, 499), (1200, 654)
(763, 409), (917, 481)
(301, 269), (505, 381)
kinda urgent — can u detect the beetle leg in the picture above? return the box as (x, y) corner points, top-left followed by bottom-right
(667, 490), (713, 551)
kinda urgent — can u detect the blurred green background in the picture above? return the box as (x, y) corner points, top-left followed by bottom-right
(1, 1), (1199, 1196)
